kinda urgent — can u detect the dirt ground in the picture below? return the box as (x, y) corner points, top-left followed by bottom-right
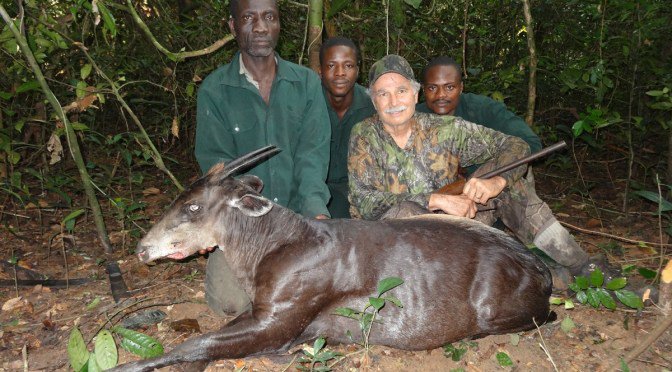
(1, 161), (671, 371)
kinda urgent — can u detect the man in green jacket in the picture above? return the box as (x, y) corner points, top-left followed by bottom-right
(414, 56), (619, 287)
(195, 0), (331, 315)
(319, 37), (376, 218)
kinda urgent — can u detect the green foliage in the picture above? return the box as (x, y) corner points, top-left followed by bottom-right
(296, 337), (342, 372)
(333, 277), (404, 349)
(495, 351), (514, 367)
(568, 268), (643, 310)
(112, 326), (164, 358)
(442, 340), (478, 362)
(67, 325), (163, 370)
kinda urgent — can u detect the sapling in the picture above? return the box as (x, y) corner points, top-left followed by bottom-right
(333, 277), (404, 351)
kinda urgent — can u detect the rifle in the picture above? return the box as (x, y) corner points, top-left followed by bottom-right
(435, 141), (567, 195)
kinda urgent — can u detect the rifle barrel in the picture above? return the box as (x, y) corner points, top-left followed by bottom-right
(479, 141), (567, 179)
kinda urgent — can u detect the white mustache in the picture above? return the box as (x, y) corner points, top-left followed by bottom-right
(384, 106), (407, 114)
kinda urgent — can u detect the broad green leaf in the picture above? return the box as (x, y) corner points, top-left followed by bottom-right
(383, 295), (403, 308)
(637, 267), (657, 279)
(67, 327), (90, 372)
(596, 288), (616, 310)
(631, 190), (672, 211)
(186, 82), (196, 97)
(605, 277), (627, 290)
(62, 209), (85, 224)
(560, 316), (575, 333)
(646, 89), (666, 97)
(377, 277), (403, 296)
(94, 330), (118, 369)
(16, 80), (41, 93)
(564, 299), (575, 310)
(333, 307), (355, 318)
(586, 288), (600, 308)
(576, 290), (587, 304)
(568, 282), (580, 292)
(575, 276), (589, 290)
(496, 351), (513, 367)
(72, 122), (91, 131)
(76, 81), (88, 99)
(0, 91), (12, 100)
(369, 297), (385, 311)
(614, 290), (644, 310)
(549, 296), (564, 305)
(403, 0), (421, 9)
(313, 337), (325, 354)
(86, 297), (101, 310)
(97, 1), (117, 37)
(88, 351), (102, 372)
(620, 358), (631, 372)
(112, 326), (164, 358)
(443, 343), (468, 362)
(589, 268), (604, 287)
(81, 63), (93, 80)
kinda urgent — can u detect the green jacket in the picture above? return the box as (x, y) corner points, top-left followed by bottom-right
(195, 53), (331, 218)
(417, 93), (541, 153)
(324, 83), (376, 218)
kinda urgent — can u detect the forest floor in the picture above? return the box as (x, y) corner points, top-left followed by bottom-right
(0, 148), (671, 371)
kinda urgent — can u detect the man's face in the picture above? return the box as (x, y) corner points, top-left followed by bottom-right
(319, 45), (358, 99)
(422, 65), (463, 115)
(229, 0), (280, 58)
(371, 73), (419, 129)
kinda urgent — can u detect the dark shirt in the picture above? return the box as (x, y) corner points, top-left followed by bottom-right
(417, 93), (541, 175)
(324, 83), (376, 218)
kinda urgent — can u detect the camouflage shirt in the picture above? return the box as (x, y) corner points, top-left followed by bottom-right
(348, 111), (530, 220)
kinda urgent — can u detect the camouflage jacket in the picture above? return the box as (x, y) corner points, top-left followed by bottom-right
(347, 111), (530, 220)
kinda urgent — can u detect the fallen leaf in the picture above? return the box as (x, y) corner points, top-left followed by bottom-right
(585, 218), (602, 228)
(2, 297), (23, 312)
(169, 318), (201, 333)
(142, 187), (161, 196)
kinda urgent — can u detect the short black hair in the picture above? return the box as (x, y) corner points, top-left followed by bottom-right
(229, 0), (278, 19)
(422, 56), (463, 82)
(319, 37), (360, 65)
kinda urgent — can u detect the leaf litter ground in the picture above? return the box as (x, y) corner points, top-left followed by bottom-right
(0, 161), (670, 371)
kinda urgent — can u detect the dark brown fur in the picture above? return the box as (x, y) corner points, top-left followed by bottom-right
(113, 163), (554, 371)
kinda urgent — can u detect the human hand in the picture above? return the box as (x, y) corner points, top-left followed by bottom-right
(462, 176), (506, 205)
(428, 193), (477, 218)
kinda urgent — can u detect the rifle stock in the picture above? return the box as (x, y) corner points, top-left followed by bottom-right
(435, 141), (567, 195)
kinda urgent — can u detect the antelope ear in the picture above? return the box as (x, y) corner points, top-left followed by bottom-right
(238, 175), (264, 193)
(228, 194), (273, 217)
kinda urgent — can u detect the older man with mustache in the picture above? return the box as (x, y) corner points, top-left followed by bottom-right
(348, 55), (619, 290)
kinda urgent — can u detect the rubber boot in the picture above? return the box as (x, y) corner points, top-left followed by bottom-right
(533, 221), (590, 273)
(205, 249), (252, 316)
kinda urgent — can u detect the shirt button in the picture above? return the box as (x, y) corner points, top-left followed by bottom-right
(234, 126), (240, 132)
(273, 197), (278, 202)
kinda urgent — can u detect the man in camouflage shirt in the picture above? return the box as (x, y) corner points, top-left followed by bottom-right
(348, 54), (611, 287)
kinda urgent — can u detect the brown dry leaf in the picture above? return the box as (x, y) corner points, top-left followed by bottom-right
(38, 199), (49, 207)
(46, 133), (63, 165)
(2, 297), (24, 312)
(142, 187), (161, 195)
(171, 116), (180, 138)
(109, 230), (129, 245)
(585, 218), (602, 228)
(169, 318), (201, 333)
(662, 259), (672, 284)
(234, 360), (246, 369)
(24, 202), (37, 209)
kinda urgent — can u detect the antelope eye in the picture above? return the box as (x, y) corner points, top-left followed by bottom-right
(188, 204), (200, 213)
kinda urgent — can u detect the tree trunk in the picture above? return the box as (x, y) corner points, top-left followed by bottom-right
(521, 0), (537, 126)
(308, 0), (323, 72)
(323, 0), (337, 38)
